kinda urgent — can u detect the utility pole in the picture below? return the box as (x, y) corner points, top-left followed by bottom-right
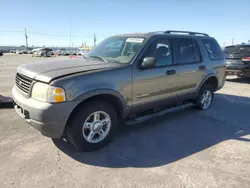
(69, 21), (72, 50)
(232, 38), (234, 45)
(25, 28), (28, 49)
(93, 33), (96, 47)
(223, 42), (226, 49)
(84, 42), (87, 51)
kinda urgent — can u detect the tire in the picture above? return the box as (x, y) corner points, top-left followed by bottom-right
(67, 100), (118, 152)
(194, 84), (214, 110)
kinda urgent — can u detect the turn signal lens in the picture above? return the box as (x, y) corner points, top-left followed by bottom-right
(55, 88), (64, 94)
(54, 95), (65, 103)
(47, 86), (66, 103)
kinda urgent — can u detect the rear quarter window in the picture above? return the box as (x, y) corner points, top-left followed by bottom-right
(171, 38), (201, 64)
(224, 45), (250, 54)
(203, 39), (224, 60)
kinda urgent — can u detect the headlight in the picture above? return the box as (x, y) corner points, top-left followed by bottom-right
(31, 82), (66, 103)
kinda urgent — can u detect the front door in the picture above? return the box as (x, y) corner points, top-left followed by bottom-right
(132, 38), (178, 107)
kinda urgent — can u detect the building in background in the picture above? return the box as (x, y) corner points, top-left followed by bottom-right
(78, 45), (93, 52)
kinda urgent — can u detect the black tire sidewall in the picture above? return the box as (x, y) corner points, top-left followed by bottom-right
(196, 84), (214, 110)
(68, 101), (118, 151)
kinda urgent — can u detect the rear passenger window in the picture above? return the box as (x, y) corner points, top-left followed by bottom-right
(203, 39), (224, 60)
(171, 38), (201, 64)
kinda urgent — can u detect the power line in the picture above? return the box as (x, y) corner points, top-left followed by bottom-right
(0, 29), (23, 33)
(0, 29), (94, 37)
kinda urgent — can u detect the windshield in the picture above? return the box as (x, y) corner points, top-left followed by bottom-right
(224, 45), (250, 54)
(87, 37), (145, 63)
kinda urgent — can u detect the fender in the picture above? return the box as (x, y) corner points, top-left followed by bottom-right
(196, 73), (218, 96)
(73, 89), (128, 118)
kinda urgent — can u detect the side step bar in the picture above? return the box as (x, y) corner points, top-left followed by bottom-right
(125, 103), (194, 125)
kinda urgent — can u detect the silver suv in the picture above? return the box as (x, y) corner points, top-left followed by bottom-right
(12, 30), (226, 151)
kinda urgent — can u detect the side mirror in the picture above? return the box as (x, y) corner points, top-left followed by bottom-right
(141, 57), (156, 69)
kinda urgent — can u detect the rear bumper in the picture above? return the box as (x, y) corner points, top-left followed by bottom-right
(226, 65), (250, 77)
(12, 86), (79, 138)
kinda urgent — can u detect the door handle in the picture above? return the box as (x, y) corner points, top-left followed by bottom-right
(166, 70), (176, 75)
(199, 65), (206, 70)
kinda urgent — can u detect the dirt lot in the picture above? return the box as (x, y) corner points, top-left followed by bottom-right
(0, 54), (250, 188)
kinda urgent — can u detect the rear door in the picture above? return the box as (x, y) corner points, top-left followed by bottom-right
(171, 38), (204, 96)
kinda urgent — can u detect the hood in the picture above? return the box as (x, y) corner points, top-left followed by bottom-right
(17, 58), (123, 83)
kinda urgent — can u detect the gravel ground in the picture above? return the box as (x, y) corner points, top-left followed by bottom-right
(0, 54), (250, 188)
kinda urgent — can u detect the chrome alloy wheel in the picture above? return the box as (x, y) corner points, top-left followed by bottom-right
(201, 90), (212, 109)
(82, 111), (111, 143)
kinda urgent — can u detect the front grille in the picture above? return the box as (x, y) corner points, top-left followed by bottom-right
(15, 73), (32, 94)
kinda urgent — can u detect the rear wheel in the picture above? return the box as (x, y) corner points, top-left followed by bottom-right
(194, 84), (214, 110)
(67, 100), (118, 152)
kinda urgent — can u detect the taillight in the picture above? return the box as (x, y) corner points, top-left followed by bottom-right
(242, 57), (250, 62)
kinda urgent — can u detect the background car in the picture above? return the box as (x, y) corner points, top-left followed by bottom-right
(32, 48), (53, 57)
(57, 49), (70, 56)
(62, 50), (70, 56)
(70, 51), (77, 55)
(21, 50), (28, 54)
(15, 50), (23, 54)
(28, 50), (33, 54)
(224, 44), (250, 78)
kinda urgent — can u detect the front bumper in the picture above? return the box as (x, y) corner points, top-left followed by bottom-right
(12, 86), (79, 138)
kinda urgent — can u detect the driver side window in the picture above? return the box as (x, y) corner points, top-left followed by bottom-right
(142, 38), (173, 67)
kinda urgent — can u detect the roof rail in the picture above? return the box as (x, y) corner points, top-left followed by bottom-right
(164, 30), (209, 37)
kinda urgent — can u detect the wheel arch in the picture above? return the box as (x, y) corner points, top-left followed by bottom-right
(196, 74), (219, 96)
(66, 90), (127, 129)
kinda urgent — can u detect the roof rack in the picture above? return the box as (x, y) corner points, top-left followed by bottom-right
(164, 30), (209, 37)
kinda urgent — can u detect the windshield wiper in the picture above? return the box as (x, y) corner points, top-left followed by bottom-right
(88, 55), (108, 62)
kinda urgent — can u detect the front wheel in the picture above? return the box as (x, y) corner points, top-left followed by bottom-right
(67, 101), (118, 152)
(194, 84), (214, 110)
